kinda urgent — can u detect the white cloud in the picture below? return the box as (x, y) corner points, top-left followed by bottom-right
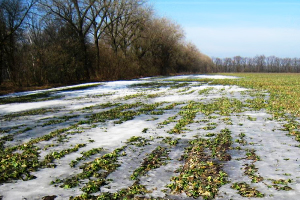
(184, 26), (300, 58)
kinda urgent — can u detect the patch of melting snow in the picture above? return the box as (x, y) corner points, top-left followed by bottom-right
(59, 80), (150, 99)
(1, 74), (300, 200)
(0, 100), (65, 115)
(194, 74), (239, 79)
(0, 164), (83, 200)
(163, 74), (239, 80)
(0, 82), (102, 99)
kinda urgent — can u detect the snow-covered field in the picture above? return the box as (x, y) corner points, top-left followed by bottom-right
(0, 75), (300, 200)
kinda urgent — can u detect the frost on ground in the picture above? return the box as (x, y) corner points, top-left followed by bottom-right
(0, 75), (300, 200)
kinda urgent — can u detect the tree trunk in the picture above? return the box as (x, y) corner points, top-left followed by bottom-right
(79, 34), (90, 80)
(94, 31), (100, 77)
(0, 49), (3, 85)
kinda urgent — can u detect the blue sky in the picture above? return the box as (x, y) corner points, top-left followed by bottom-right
(147, 0), (300, 58)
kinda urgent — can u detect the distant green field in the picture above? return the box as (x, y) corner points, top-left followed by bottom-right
(210, 73), (300, 117)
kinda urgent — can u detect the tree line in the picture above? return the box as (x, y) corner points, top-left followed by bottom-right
(212, 55), (300, 73)
(0, 0), (213, 87)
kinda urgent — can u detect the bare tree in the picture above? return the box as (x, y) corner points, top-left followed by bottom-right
(0, 0), (216, 88)
(146, 18), (184, 75)
(104, 0), (147, 55)
(39, 0), (100, 79)
(90, 0), (112, 73)
(0, 0), (36, 84)
(233, 56), (242, 72)
(0, 7), (5, 84)
(0, 0), (36, 46)
(212, 55), (300, 73)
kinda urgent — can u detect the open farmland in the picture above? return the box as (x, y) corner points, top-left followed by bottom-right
(1, 74), (300, 200)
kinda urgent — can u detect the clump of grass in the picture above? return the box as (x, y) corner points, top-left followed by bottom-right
(282, 120), (300, 133)
(203, 125), (217, 130)
(247, 116), (257, 121)
(80, 102), (119, 111)
(41, 144), (86, 168)
(147, 117), (159, 121)
(170, 82), (190, 89)
(123, 93), (145, 100)
(90, 102), (143, 123)
(245, 149), (261, 161)
(282, 120), (300, 142)
(0, 92), (62, 104)
(131, 146), (169, 180)
(70, 147), (104, 168)
(269, 179), (293, 191)
(139, 102), (163, 112)
(53, 146), (126, 193)
(126, 136), (150, 147)
(222, 117), (233, 125)
(246, 98), (268, 111)
(86, 92), (115, 98)
(147, 92), (165, 98)
(168, 129), (232, 199)
(3, 108), (58, 121)
(199, 98), (243, 116)
(162, 137), (180, 146)
(168, 98), (243, 134)
(0, 124), (82, 183)
(142, 128), (148, 133)
(231, 182), (264, 197)
(210, 98), (244, 116)
(58, 83), (101, 92)
(90, 102), (164, 124)
(0, 135), (14, 151)
(42, 119), (65, 127)
(29, 125), (79, 144)
(71, 183), (149, 200)
(181, 89), (196, 95)
(178, 87), (191, 93)
(0, 144), (40, 183)
(235, 136), (263, 183)
(243, 164), (264, 183)
(198, 87), (214, 95)
(149, 110), (164, 115)
(205, 133), (215, 137)
(159, 115), (178, 127)
(41, 115), (78, 127)
(160, 102), (182, 110)
(209, 128), (232, 161)
(43, 144), (56, 150)
(168, 101), (199, 134)
(235, 132), (247, 145)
